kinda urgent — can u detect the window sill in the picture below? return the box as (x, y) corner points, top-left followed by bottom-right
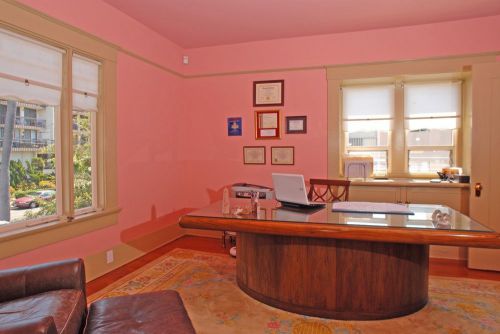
(0, 207), (121, 259)
(350, 178), (470, 188)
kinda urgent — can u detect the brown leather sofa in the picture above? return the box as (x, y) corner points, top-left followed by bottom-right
(0, 258), (87, 334)
(0, 259), (197, 334)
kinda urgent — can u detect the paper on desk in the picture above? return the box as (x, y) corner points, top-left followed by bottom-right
(332, 201), (414, 215)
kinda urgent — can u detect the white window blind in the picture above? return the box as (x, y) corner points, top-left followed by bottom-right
(72, 55), (99, 112)
(0, 28), (63, 105)
(404, 81), (461, 130)
(342, 85), (394, 132)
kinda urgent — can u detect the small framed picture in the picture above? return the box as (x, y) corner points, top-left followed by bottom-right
(286, 116), (307, 134)
(271, 146), (294, 165)
(227, 117), (242, 136)
(253, 80), (284, 107)
(255, 110), (281, 140)
(243, 146), (266, 165)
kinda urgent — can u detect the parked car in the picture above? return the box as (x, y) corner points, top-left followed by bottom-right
(13, 190), (56, 209)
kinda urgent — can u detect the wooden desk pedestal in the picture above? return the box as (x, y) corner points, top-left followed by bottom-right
(236, 233), (429, 320)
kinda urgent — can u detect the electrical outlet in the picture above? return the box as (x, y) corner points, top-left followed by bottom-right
(106, 250), (114, 264)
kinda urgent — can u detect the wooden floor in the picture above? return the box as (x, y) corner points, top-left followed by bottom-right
(87, 235), (500, 295)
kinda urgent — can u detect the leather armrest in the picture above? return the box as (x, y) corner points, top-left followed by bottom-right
(0, 316), (57, 334)
(0, 258), (86, 303)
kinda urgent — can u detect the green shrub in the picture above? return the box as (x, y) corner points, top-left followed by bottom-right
(39, 180), (56, 189)
(14, 190), (30, 199)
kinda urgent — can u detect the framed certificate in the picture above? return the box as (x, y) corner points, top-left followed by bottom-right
(271, 146), (294, 165)
(286, 116), (307, 134)
(243, 146), (266, 165)
(253, 80), (284, 107)
(255, 110), (281, 140)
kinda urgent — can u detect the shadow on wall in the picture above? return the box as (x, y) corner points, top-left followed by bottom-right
(120, 205), (194, 252)
(206, 185), (232, 203)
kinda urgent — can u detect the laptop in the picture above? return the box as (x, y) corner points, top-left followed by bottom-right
(272, 173), (325, 209)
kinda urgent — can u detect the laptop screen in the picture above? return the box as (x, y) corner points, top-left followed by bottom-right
(272, 173), (309, 205)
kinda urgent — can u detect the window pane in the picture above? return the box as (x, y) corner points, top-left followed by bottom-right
(72, 55), (99, 212)
(407, 129), (454, 146)
(343, 85), (394, 120)
(0, 100), (57, 224)
(347, 151), (388, 175)
(407, 117), (459, 130)
(347, 130), (389, 147)
(409, 150), (451, 173)
(73, 111), (93, 210)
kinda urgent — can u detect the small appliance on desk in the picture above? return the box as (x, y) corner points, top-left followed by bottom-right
(231, 183), (274, 199)
(344, 156), (373, 180)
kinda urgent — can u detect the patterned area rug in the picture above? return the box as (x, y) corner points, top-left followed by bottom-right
(89, 249), (500, 334)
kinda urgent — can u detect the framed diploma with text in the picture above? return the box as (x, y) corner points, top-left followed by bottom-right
(253, 80), (284, 106)
(271, 146), (294, 165)
(255, 110), (281, 140)
(243, 146), (266, 165)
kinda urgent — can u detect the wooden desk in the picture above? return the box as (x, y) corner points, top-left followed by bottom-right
(179, 200), (500, 320)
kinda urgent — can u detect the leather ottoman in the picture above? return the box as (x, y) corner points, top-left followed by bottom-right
(84, 290), (196, 334)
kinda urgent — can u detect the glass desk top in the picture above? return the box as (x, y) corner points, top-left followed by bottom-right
(187, 199), (494, 233)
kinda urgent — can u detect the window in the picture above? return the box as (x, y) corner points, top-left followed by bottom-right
(0, 2), (118, 257)
(340, 79), (462, 176)
(342, 85), (394, 175)
(0, 27), (104, 232)
(404, 82), (461, 173)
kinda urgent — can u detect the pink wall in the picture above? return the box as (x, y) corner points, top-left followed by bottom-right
(2, 1), (500, 270)
(179, 70), (327, 207)
(184, 15), (500, 75)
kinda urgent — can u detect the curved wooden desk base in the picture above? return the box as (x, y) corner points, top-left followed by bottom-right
(237, 233), (429, 320)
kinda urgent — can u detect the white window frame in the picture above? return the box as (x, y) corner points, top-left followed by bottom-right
(403, 80), (462, 176)
(339, 78), (463, 178)
(340, 83), (394, 176)
(0, 34), (103, 232)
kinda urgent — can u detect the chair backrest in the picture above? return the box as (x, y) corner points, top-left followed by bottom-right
(307, 179), (351, 202)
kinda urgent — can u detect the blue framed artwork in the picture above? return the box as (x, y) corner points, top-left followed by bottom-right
(227, 117), (242, 136)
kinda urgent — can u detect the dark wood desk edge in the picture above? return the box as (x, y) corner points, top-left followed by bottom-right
(178, 215), (500, 248)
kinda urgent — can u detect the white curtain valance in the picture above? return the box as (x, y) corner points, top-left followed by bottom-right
(404, 81), (461, 130)
(342, 85), (394, 121)
(72, 54), (99, 112)
(344, 119), (391, 132)
(0, 28), (63, 105)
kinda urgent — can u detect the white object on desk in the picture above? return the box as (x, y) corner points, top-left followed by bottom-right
(332, 201), (414, 215)
(344, 156), (373, 179)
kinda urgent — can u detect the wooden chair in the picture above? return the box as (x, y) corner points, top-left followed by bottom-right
(307, 179), (351, 202)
